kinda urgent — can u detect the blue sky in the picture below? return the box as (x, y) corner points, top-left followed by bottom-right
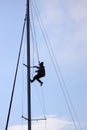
(0, 0), (87, 130)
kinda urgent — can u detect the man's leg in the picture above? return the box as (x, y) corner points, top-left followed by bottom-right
(31, 75), (43, 86)
(36, 78), (43, 86)
(30, 75), (37, 82)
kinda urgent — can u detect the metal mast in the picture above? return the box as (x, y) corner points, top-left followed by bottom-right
(26, 0), (31, 130)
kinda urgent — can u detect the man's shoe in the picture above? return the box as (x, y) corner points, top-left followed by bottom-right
(30, 79), (33, 82)
(40, 82), (43, 86)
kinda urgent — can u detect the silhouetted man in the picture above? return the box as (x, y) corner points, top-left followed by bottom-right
(30, 62), (45, 86)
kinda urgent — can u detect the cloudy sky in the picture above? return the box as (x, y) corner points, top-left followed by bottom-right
(0, 0), (87, 130)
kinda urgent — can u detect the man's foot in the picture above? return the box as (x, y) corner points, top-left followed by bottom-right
(30, 79), (33, 83)
(40, 82), (43, 86)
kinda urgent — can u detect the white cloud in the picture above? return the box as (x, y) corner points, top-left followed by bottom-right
(39, 0), (87, 27)
(66, 0), (87, 21)
(8, 116), (72, 130)
(39, 0), (64, 27)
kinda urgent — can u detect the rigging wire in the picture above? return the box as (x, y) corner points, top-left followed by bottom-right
(5, 14), (26, 130)
(30, 4), (47, 129)
(30, 6), (40, 63)
(30, 23), (35, 77)
(30, 22), (39, 78)
(30, 6), (47, 130)
(30, 6), (40, 78)
(31, 0), (82, 130)
(41, 88), (46, 119)
(34, 86), (47, 119)
(21, 36), (27, 130)
(41, 88), (47, 130)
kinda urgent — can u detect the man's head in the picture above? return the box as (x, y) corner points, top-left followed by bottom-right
(40, 62), (44, 66)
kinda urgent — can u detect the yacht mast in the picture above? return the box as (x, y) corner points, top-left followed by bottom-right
(26, 0), (31, 130)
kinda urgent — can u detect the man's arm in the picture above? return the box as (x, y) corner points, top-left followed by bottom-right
(33, 66), (39, 69)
